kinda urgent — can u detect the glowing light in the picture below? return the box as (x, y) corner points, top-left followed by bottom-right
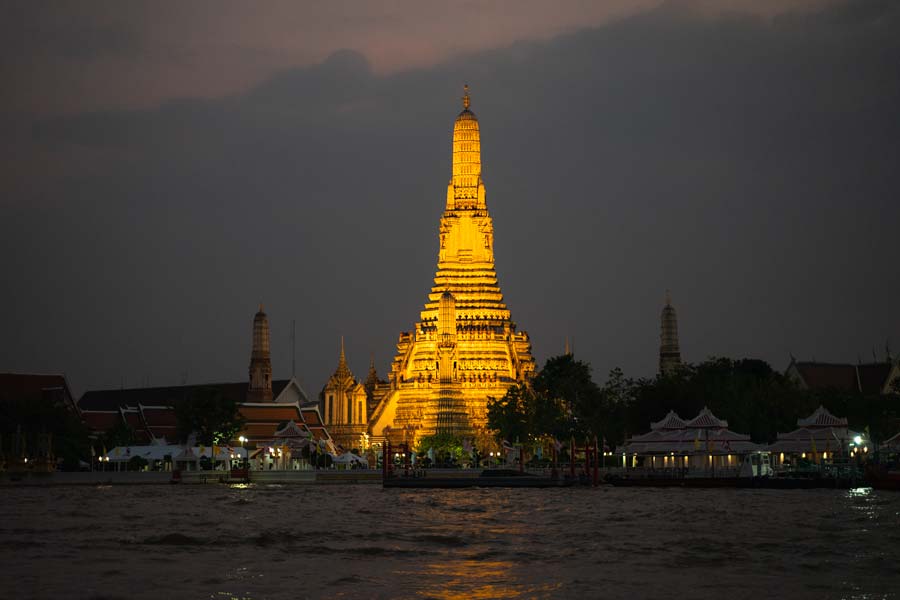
(854, 435), (862, 445)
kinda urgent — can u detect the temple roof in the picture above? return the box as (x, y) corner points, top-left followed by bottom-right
(796, 405), (848, 428)
(650, 410), (687, 430)
(685, 407), (728, 429)
(788, 360), (894, 394)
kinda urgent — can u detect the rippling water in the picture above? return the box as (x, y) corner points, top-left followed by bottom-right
(3, 484), (899, 599)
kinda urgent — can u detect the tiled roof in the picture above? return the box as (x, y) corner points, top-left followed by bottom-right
(857, 363), (892, 395)
(685, 407), (728, 429)
(650, 410), (686, 430)
(78, 380), (292, 411)
(793, 362), (859, 391)
(239, 404), (302, 423)
(796, 405), (848, 428)
(0, 373), (77, 413)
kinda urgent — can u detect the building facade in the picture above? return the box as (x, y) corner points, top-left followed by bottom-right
(320, 340), (369, 451)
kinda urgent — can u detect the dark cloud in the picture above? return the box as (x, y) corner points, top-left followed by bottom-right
(3, 0), (899, 396)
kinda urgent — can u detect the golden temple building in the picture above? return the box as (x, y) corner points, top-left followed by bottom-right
(320, 338), (370, 451)
(363, 87), (536, 448)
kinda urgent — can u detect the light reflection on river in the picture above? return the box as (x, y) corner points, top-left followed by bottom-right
(3, 484), (899, 599)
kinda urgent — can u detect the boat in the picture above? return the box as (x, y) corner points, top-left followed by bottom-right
(383, 468), (577, 488)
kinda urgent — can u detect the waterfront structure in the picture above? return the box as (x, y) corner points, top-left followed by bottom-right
(786, 357), (899, 395)
(366, 88), (536, 448)
(659, 291), (682, 376)
(79, 378), (319, 446)
(248, 305), (273, 402)
(622, 407), (762, 471)
(78, 306), (327, 450)
(768, 405), (864, 466)
(320, 339), (369, 450)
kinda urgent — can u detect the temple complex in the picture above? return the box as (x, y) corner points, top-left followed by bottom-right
(659, 291), (682, 376)
(365, 87), (536, 448)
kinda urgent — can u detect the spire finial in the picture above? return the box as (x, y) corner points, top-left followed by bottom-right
(665, 289), (672, 306)
(259, 303), (264, 313)
(462, 84), (470, 110)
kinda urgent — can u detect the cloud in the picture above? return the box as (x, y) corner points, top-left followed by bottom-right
(3, 0), (899, 395)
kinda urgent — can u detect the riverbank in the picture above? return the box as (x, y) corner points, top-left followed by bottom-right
(0, 470), (382, 486)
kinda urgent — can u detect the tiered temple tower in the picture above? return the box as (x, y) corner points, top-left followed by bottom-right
(659, 291), (683, 376)
(368, 87), (536, 447)
(248, 305), (273, 402)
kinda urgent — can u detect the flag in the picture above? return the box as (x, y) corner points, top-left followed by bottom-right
(90, 445), (96, 457)
(553, 438), (563, 452)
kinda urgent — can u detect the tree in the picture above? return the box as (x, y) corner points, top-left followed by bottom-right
(174, 387), (245, 445)
(487, 355), (603, 444)
(486, 383), (532, 444)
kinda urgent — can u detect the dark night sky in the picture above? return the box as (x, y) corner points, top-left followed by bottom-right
(2, 0), (898, 397)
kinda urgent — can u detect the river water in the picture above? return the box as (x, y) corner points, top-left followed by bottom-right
(2, 484), (899, 599)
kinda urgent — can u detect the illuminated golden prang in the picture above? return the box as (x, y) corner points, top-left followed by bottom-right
(367, 87), (536, 448)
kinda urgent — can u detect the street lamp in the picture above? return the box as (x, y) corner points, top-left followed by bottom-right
(238, 435), (247, 468)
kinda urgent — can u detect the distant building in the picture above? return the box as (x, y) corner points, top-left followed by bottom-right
(79, 378), (315, 445)
(786, 357), (899, 395)
(320, 339), (369, 451)
(659, 291), (683, 376)
(78, 307), (331, 449)
(0, 373), (79, 415)
(248, 305), (273, 402)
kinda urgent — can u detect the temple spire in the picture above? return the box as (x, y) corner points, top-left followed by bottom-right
(659, 291), (682, 376)
(335, 336), (351, 379)
(248, 305), (273, 402)
(462, 84), (470, 110)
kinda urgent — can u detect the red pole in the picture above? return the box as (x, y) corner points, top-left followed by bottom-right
(584, 441), (590, 477)
(569, 437), (576, 479)
(593, 436), (599, 487)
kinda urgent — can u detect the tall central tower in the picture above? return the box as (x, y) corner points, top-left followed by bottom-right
(368, 88), (536, 447)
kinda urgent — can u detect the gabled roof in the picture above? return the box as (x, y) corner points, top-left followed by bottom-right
(797, 405), (848, 428)
(0, 373), (79, 414)
(78, 380), (293, 411)
(857, 363), (893, 395)
(650, 410), (686, 430)
(788, 360), (895, 394)
(273, 420), (310, 439)
(685, 407), (728, 429)
(300, 406), (323, 427)
(791, 362), (859, 391)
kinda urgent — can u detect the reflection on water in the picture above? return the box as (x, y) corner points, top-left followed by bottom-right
(2, 485), (899, 599)
(411, 560), (563, 599)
